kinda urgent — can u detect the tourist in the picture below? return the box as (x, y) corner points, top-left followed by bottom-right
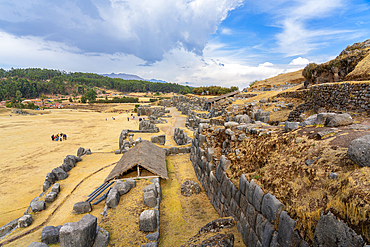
(127, 117), (129, 121)
(51, 135), (55, 141)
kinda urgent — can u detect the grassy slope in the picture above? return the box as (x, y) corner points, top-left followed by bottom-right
(250, 70), (304, 90)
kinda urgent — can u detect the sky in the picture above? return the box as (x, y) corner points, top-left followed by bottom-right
(0, 0), (369, 89)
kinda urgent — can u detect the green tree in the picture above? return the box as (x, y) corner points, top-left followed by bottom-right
(84, 88), (97, 102)
(81, 96), (87, 103)
(16, 90), (22, 103)
(69, 97), (73, 102)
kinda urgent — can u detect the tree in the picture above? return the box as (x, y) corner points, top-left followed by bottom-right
(84, 88), (97, 102)
(40, 94), (47, 106)
(81, 96), (87, 103)
(16, 90), (22, 103)
(69, 97), (73, 102)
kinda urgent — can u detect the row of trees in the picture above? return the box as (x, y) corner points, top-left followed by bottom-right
(192, 86), (239, 95)
(0, 68), (194, 101)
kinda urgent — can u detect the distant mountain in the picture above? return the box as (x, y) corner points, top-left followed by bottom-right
(149, 78), (168, 83)
(102, 73), (144, 81)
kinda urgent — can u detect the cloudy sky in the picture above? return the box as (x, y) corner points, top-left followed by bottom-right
(0, 0), (369, 88)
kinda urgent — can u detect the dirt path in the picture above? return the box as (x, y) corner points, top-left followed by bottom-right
(158, 108), (244, 246)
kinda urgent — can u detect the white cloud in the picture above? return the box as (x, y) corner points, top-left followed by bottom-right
(289, 57), (309, 66)
(259, 62), (274, 67)
(0, 0), (244, 62)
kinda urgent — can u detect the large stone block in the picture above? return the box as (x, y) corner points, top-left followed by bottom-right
(114, 180), (131, 196)
(41, 225), (62, 245)
(92, 227), (109, 247)
(239, 174), (249, 196)
(45, 192), (57, 203)
(261, 193), (284, 224)
(326, 113), (353, 127)
(106, 188), (120, 208)
(255, 214), (268, 242)
(277, 211), (301, 247)
(51, 183), (60, 194)
(247, 179), (256, 204)
(144, 191), (157, 208)
(60, 214), (97, 247)
(312, 211), (364, 247)
(253, 185), (264, 212)
(77, 147), (85, 157)
(246, 203), (257, 231)
(45, 172), (57, 184)
(18, 214), (32, 228)
(261, 222), (274, 247)
(73, 201), (92, 214)
(139, 210), (157, 232)
(151, 134), (166, 145)
(285, 121), (299, 132)
(144, 184), (158, 198)
(170, 146), (179, 154)
(347, 134), (370, 167)
(43, 181), (51, 192)
(31, 200), (45, 212)
(52, 167), (68, 180)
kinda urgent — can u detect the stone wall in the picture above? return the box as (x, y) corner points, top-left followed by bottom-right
(277, 82), (370, 121)
(190, 131), (365, 246)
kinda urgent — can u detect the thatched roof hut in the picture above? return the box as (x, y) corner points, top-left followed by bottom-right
(105, 140), (168, 182)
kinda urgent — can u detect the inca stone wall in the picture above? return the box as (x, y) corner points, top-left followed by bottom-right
(190, 130), (365, 247)
(277, 82), (370, 121)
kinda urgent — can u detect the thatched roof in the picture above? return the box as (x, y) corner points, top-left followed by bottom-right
(105, 140), (168, 182)
(206, 91), (240, 103)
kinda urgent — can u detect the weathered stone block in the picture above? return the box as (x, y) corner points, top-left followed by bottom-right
(348, 135), (370, 167)
(277, 211), (301, 247)
(139, 210), (157, 232)
(144, 191), (157, 208)
(43, 181), (51, 192)
(92, 227), (109, 247)
(52, 167), (68, 180)
(41, 225), (62, 245)
(114, 180), (131, 196)
(31, 200), (45, 212)
(312, 211), (364, 247)
(261, 193), (284, 224)
(18, 214), (32, 228)
(261, 222), (274, 247)
(253, 184), (264, 212)
(106, 188), (120, 208)
(246, 203), (257, 231)
(59, 214), (97, 247)
(45, 192), (57, 203)
(247, 179), (256, 204)
(239, 174), (249, 196)
(51, 183), (60, 194)
(170, 146), (179, 154)
(73, 201), (92, 214)
(28, 243), (49, 247)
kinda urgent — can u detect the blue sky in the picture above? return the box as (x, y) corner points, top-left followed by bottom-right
(0, 0), (369, 88)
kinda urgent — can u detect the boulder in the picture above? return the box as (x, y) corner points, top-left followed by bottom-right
(150, 135), (166, 145)
(31, 200), (46, 212)
(106, 188), (120, 208)
(312, 211), (364, 247)
(119, 130), (129, 150)
(144, 191), (157, 208)
(51, 183), (60, 194)
(224, 122), (239, 128)
(139, 210), (157, 232)
(84, 149), (92, 155)
(45, 192), (57, 203)
(180, 180), (201, 197)
(52, 167), (68, 180)
(18, 214), (32, 228)
(326, 113), (353, 127)
(59, 214), (97, 247)
(299, 114), (317, 127)
(64, 155), (77, 168)
(314, 113), (336, 125)
(114, 180), (131, 196)
(235, 115), (250, 124)
(61, 163), (72, 172)
(41, 225), (62, 245)
(28, 243), (49, 247)
(43, 181), (51, 192)
(144, 184), (158, 198)
(347, 135), (370, 167)
(126, 178), (136, 188)
(92, 227), (109, 247)
(77, 147), (85, 157)
(45, 172), (57, 183)
(73, 201), (92, 214)
(285, 121), (299, 132)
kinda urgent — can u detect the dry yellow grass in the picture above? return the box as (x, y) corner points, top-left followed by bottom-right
(159, 154), (244, 246)
(346, 52), (370, 81)
(250, 70), (304, 90)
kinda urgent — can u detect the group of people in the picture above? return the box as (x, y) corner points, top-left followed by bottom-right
(51, 133), (67, 141)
